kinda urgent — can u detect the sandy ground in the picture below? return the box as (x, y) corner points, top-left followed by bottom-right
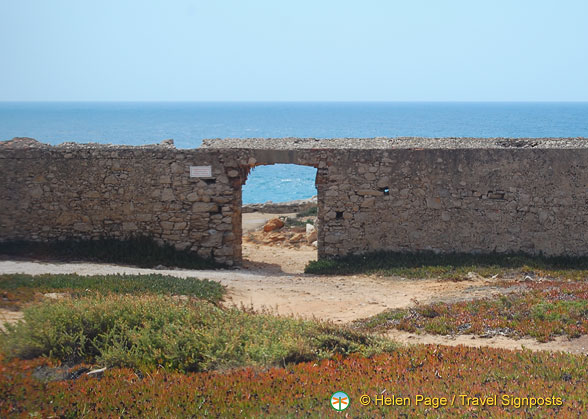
(0, 255), (517, 324)
(385, 330), (588, 355)
(1, 238), (587, 355)
(0, 309), (23, 331)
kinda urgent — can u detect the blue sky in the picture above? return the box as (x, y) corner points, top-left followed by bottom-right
(1, 0), (587, 101)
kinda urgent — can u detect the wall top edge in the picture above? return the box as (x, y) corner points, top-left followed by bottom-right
(3, 136), (588, 151)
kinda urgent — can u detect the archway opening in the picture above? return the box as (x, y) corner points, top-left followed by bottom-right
(241, 164), (318, 273)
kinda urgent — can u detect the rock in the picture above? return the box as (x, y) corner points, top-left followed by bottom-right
(192, 202), (218, 213)
(264, 232), (286, 243)
(122, 222), (137, 231)
(426, 197), (443, 209)
(306, 223), (316, 234)
(289, 233), (305, 243)
(3, 137), (42, 148)
(466, 272), (484, 281)
(170, 162), (184, 174)
(186, 192), (199, 201)
(242, 197), (317, 214)
(161, 188), (175, 201)
(357, 189), (383, 196)
(43, 292), (69, 300)
(377, 177), (390, 188)
(73, 223), (92, 232)
(306, 230), (318, 244)
(202, 230), (223, 247)
(29, 185), (43, 199)
(360, 198), (375, 208)
(86, 367), (107, 377)
(311, 240), (318, 248)
(263, 218), (284, 232)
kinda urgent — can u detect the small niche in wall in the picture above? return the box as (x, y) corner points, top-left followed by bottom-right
(203, 178), (216, 185)
(336, 211), (344, 219)
(379, 187), (390, 196)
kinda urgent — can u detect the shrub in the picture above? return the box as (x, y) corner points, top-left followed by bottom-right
(355, 280), (588, 342)
(295, 206), (318, 218)
(1, 295), (394, 372)
(0, 273), (225, 305)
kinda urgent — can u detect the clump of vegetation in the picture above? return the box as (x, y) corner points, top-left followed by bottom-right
(0, 236), (225, 269)
(1, 346), (586, 417)
(283, 206), (317, 228)
(1, 294), (394, 372)
(355, 280), (588, 342)
(305, 250), (588, 280)
(0, 273), (225, 309)
(295, 206), (318, 218)
(283, 217), (312, 228)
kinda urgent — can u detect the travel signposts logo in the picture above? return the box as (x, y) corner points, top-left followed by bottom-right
(331, 391), (350, 411)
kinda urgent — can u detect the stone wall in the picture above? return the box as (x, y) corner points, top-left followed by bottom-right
(0, 139), (248, 266)
(3, 137), (588, 266)
(203, 137), (588, 259)
(316, 148), (588, 257)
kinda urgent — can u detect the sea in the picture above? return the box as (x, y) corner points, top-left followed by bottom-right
(1, 102), (587, 204)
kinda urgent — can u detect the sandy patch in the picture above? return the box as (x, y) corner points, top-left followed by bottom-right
(0, 259), (514, 324)
(242, 241), (317, 274)
(385, 329), (588, 355)
(0, 308), (24, 331)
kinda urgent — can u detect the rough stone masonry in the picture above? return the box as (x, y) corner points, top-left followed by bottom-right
(2, 136), (588, 266)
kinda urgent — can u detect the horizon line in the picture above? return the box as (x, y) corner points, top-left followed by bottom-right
(1, 100), (588, 104)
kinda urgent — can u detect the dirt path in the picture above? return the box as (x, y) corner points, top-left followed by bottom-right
(1, 243), (587, 355)
(385, 330), (588, 355)
(0, 258), (513, 324)
(242, 242), (317, 274)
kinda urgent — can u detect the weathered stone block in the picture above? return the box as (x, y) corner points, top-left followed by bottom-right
(426, 197), (443, 209)
(192, 202), (218, 213)
(186, 192), (199, 201)
(122, 222), (137, 231)
(161, 188), (175, 201)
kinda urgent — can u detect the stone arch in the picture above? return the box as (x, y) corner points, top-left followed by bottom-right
(227, 149), (328, 265)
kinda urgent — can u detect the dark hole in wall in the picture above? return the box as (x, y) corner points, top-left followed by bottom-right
(336, 211), (344, 219)
(380, 187), (390, 196)
(203, 178), (216, 185)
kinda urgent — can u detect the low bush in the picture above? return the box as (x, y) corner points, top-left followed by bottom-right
(356, 280), (588, 342)
(295, 206), (318, 218)
(0, 273), (225, 307)
(284, 217), (312, 228)
(0, 236), (225, 269)
(305, 250), (588, 279)
(1, 294), (394, 372)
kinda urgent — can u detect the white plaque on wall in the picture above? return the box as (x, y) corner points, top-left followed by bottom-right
(190, 166), (212, 178)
